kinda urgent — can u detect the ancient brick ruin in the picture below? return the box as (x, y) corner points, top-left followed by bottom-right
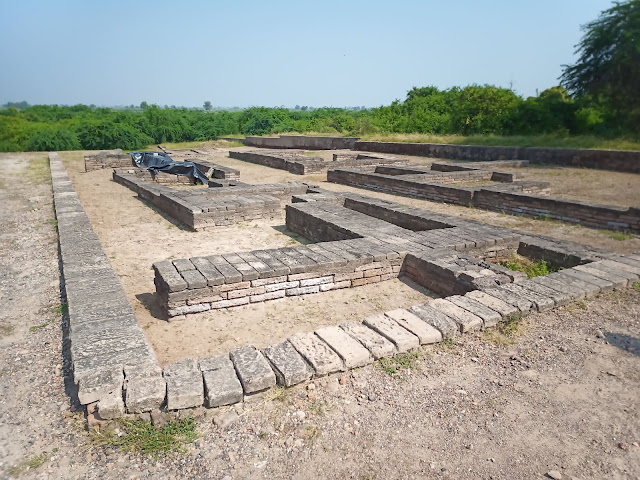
(228, 149), (409, 174)
(327, 162), (640, 232)
(53, 144), (640, 420)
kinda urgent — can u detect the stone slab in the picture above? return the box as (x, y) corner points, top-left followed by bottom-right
(548, 271), (601, 298)
(288, 332), (345, 376)
(517, 280), (573, 306)
(229, 346), (276, 394)
(602, 256), (640, 275)
(408, 303), (459, 338)
(125, 376), (167, 413)
(96, 388), (125, 420)
(163, 358), (204, 410)
(315, 325), (374, 368)
(501, 283), (555, 311)
(574, 264), (628, 289)
(263, 341), (314, 387)
(190, 257), (225, 286)
(481, 287), (533, 313)
(383, 309), (443, 344)
(77, 366), (124, 405)
(465, 290), (518, 317)
(429, 299), (483, 332)
(362, 314), (419, 352)
(340, 322), (396, 360)
(200, 355), (244, 407)
(586, 261), (638, 286)
(558, 268), (613, 292)
(531, 275), (587, 301)
(447, 295), (502, 328)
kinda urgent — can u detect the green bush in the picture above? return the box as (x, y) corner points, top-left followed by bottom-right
(26, 127), (81, 151)
(0, 79), (638, 153)
(74, 121), (152, 150)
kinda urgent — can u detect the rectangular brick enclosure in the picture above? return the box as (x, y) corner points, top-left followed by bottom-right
(328, 163), (640, 232)
(84, 150), (129, 171)
(154, 188), (619, 319)
(113, 168), (309, 230)
(230, 134), (640, 173)
(228, 149), (409, 174)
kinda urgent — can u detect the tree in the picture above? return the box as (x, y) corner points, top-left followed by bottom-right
(3, 101), (30, 109)
(560, 0), (640, 130)
(140, 101), (149, 110)
(203, 101), (212, 111)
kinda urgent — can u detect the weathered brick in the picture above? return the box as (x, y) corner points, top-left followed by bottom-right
(286, 285), (320, 296)
(315, 325), (374, 368)
(384, 309), (442, 344)
(289, 332), (344, 376)
(229, 346), (276, 394)
(263, 341), (313, 387)
(362, 314), (419, 352)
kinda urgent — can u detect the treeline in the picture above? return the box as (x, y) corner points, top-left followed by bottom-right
(0, 84), (633, 152)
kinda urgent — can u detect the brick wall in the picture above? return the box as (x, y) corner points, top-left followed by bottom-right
(245, 135), (360, 150)
(327, 169), (474, 205)
(473, 190), (640, 232)
(354, 141), (640, 173)
(84, 154), (133, 172)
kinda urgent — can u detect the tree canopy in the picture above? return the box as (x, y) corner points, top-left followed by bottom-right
(560, 0), (640, 132)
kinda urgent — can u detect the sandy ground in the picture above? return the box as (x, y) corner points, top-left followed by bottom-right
(1, 152), (639, 479)
(59, 149), (640, 366)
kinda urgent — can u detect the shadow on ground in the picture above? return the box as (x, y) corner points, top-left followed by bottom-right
(605, 331), (640, 357)
(271, 225), (312, 245)
(136, 292), (168, 321)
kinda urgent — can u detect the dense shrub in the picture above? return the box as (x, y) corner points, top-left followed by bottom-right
(0, 82), (635, 152)
(27, 127), (81, 151)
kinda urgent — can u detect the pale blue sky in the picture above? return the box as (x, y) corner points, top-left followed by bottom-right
(0, 0), (613, 108)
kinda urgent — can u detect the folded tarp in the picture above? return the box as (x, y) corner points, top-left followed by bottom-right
(129, 151), (209, 184)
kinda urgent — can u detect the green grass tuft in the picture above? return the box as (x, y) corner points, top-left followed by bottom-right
(91, 417), (197, 456)
(50, 302), (68, 316)
(500, 254), (555, 278)
(0, 322), (15, 338)
(632, 281), (640, 292)
(7, 453), (49, 476)
(600, 230), (634, 241)
(29, 321), (51, 332)
(377, 351), (421, 378)
(484, 312), (527, 346)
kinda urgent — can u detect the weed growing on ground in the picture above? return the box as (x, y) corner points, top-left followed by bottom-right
(222, 141), (245, 148)
(632, 281), (640, 292)
(308, 399), (331, 417)
(0, 322), (15, 338)
(600, 229), (634, 241)
(29, 320), (51, 332)
(304, 425), (321, 442)
(500, 253), (555, 278)
(90, 417), (197, 456)
(7, 453), (49, 476)
(50, 302), (68, 316)
(484, 313), (528, 347)
(377, 351), (421, 378)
